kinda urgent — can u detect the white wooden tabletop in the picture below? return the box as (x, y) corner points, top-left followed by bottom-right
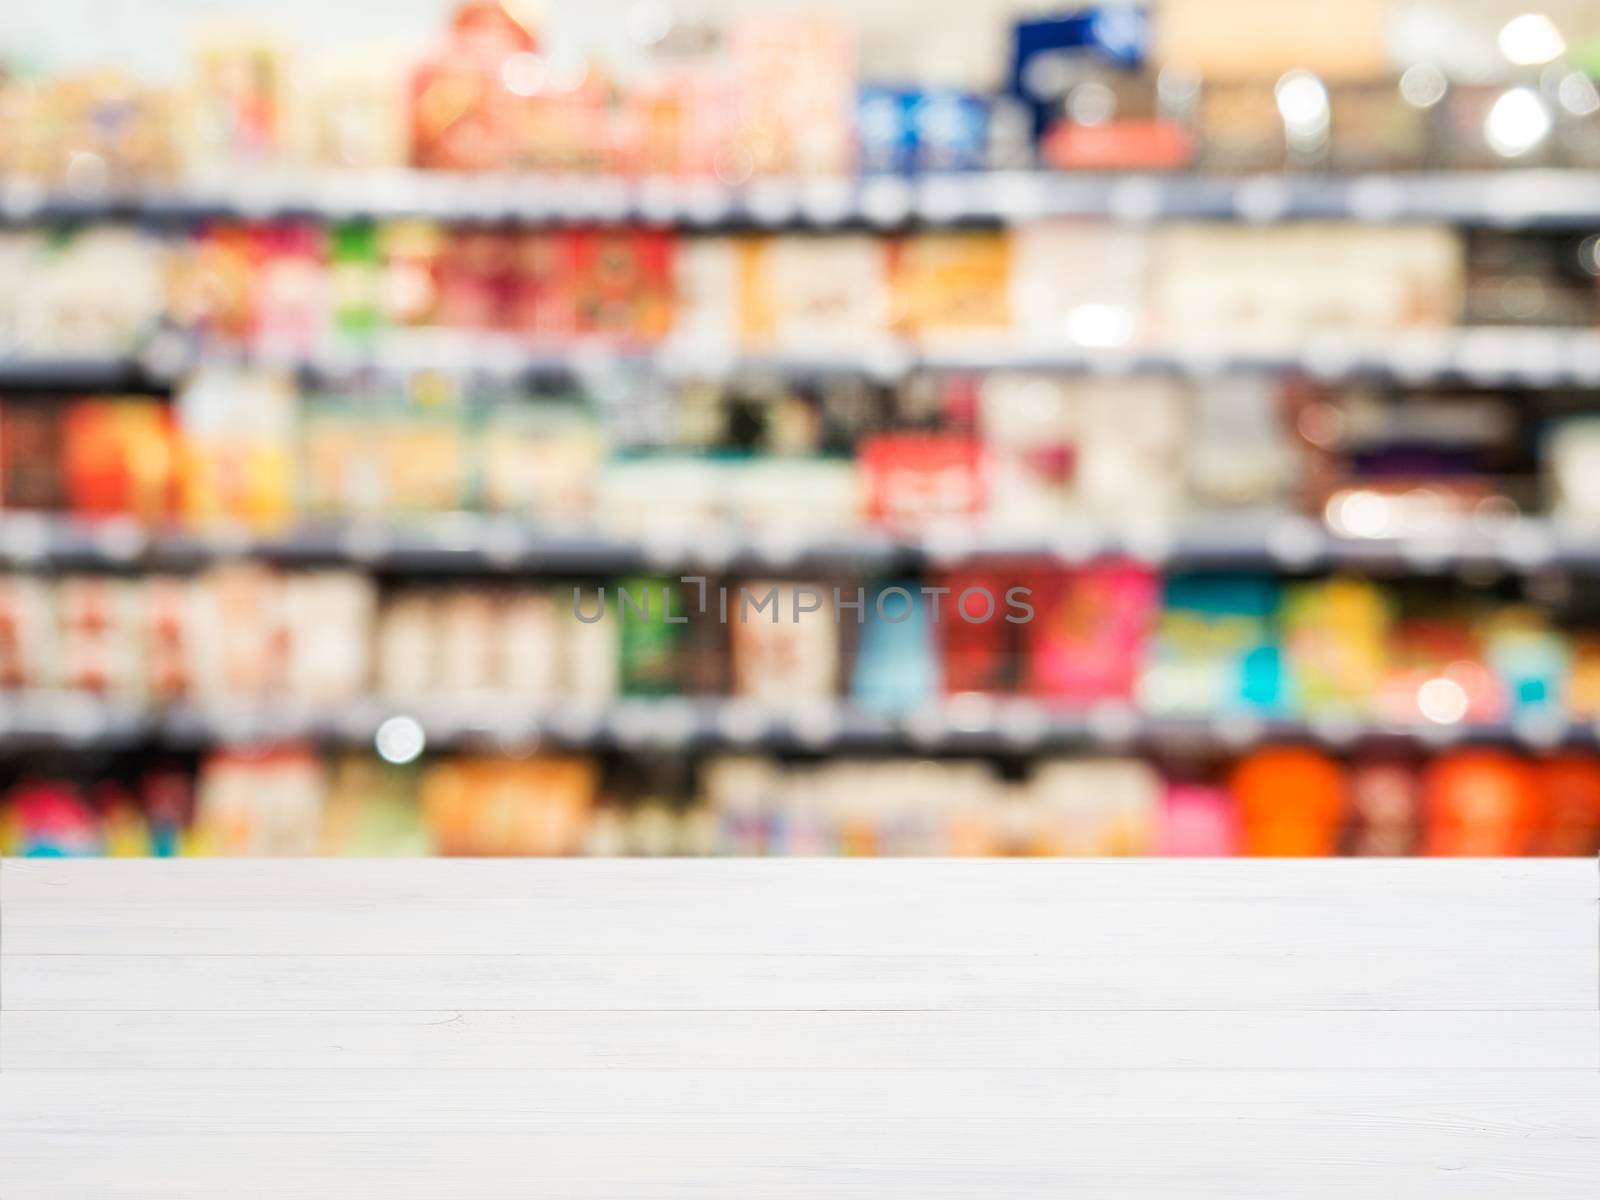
(2, 858), (1597, 1198)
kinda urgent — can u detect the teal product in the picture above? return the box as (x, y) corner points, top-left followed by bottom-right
(852, 581), (939, 714)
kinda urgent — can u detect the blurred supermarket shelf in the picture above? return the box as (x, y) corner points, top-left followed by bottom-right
(0, 690), (1586, 754)
(0, 354), (173, 391)
(8, 170), (1600, 228)
(7, 325), (1600, 388)
(2, 511), (1598, 574)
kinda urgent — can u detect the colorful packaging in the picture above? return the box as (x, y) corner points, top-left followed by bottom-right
(1029, 758), (1161, 855)
(421, 756), (597, 856)
(731, 580), (840, 706)
(1422, 750), (1542, 856)
(1484, 607), (1570, 718)
(61, 400), (178, 521)
(1159, 784), (1239, 855)
(1028, 563), (1159, 705)
(1140, 575), (1283, 715)
(1344, 758), (1422, 856)
(58, 577), (143, 697)
(1231, 747), (1346, 856)
(934, 567), (1027, 695)
(409, 1), (534, 171)
(892, 233), (1012, 344)
(617, 575), (686, 697)
(1281, 578), (1389, 716)
(185, 28), (287, 174)
(852, 581), (939, 713)
(193, 746), (324, 856)
(0, 400), (64, 510)
(739, 236), (891, 350)
(572, 229), (675, 341)
(175, 367), (296, 529)
(1532, 755), (1600, 857)
(321, 757), (429, 855)
(729, 12), (854, 176)
(859, 432), (985, 533)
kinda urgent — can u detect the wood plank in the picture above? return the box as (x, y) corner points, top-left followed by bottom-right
(6, 1069), (1598, 1132)
(4, 859), (1595, 1198)
(7, 949), (1589, 1011)
(2, 1128), (1597, 1199)
(4, 892), (1588, 956)
(4, 1010), (1592, 1071)
(6, 858), (1592, 906)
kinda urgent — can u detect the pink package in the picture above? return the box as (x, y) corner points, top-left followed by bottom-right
(1027, 562), (1159, 704)
(1159, 784), (1240, 856)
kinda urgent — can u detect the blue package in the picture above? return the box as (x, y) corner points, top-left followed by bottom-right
(858, 87), (991, 174)
(912, 90), (990, 172)
(1008, 8), (1150, 139)
(857, 87), (919, 174)
(852, 581), (940, 713)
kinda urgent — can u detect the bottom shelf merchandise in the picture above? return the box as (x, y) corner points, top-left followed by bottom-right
(4, 743), (1597, 858)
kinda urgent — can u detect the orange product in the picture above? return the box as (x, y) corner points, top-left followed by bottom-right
(174, 368), (296, 530)
(1421, 750), (1543, 856)
(62, 399), (178, 521)
(1530, 755), (1600, 856)
(421, 756), (598, 856)
(890, 233), (1012, 343)
(409, 1), (535, 171)
(1230, 746), (1346, 856)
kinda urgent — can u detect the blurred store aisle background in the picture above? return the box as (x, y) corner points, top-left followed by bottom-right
(3, 0), (1600, 857)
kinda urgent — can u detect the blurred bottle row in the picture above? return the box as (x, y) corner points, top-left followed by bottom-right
(3, 2), (1599, 190)
(4, 567), (1600, 728)
(7, 220), (1600, 363)
(5, 368), (1600, 538)
(6, 742), (1599, 858)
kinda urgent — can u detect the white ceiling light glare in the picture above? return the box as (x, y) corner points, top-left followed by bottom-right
(1064, 303), (1134, 348)
(1556, 70), (1600, 116)
(1274, 70), (1331, 152)
(1578, 234), (1600, 278)
(1417, 676), (1469, 725)
(1398, 62), (1449, 108)
(545, 47), (590, 94)
(501, 52), (546, 97)
(625, 0), (673, 47)
(1324, 489), (1393, 539)
(1484, 86), (1552, 157)
(1067, 81), (1118, 127)
(1497, 13), (1566, 66)
(375, 715), (427, 765)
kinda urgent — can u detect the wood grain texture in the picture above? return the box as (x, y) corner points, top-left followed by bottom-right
(2, 857), (1598, 1198)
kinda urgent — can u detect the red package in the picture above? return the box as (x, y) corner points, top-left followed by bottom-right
(934, 566), (1026, 695)
(1042, 120), (1196, 171)
(571, 229), (675, 341)
(859, 433), (985, 533)
(514, 231), (578, 338)
(253, 223), (327, 353)
(434, 228), (515, 329)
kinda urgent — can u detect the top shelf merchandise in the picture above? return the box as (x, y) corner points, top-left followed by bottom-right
(2, 3), (1600, 225)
